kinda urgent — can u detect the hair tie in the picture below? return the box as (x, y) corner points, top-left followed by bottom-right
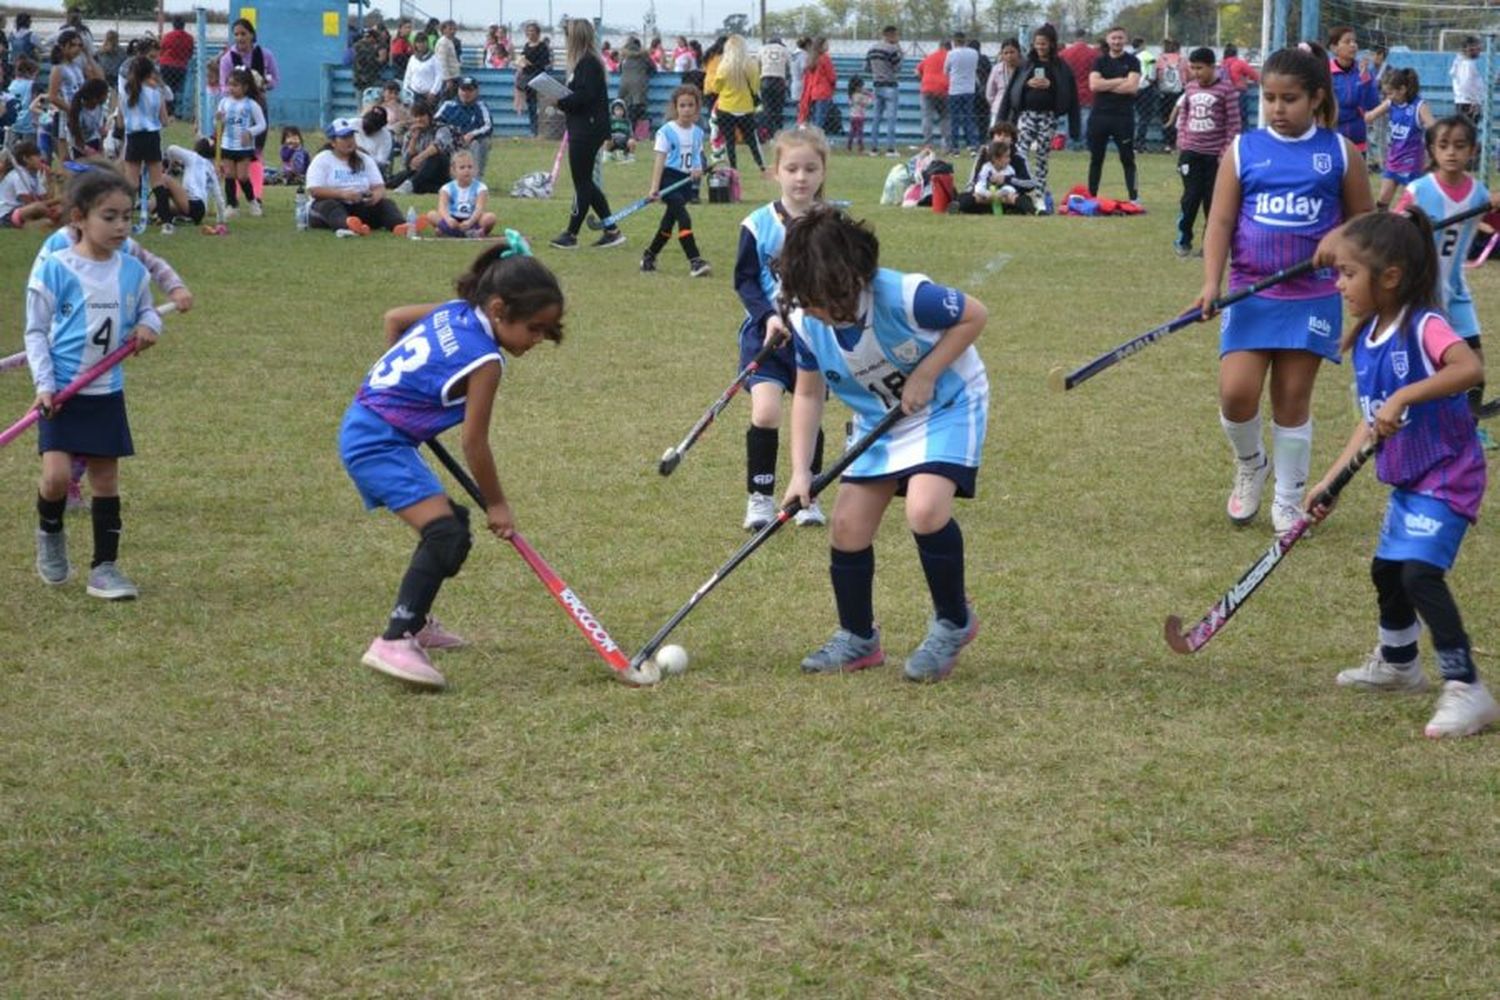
(500, 228), (531, 258)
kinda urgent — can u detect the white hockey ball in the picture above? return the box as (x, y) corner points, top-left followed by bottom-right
(657, 644), (689, 676)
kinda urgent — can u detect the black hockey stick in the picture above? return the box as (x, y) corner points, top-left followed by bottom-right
(659, 330), (787, 476)
(1163, 437), (1378, 654)
(1050, 201), (1495, 393)
(629, 402), (907, 670)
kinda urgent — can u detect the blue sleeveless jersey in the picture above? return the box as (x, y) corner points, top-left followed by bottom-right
(789, 269), (989, 477)
(1384, 98), (1424, 178)
(441, 178), (487, 220)
(1406, 174), (1488, 337)
(1354, 308), (1485, 521)
(354, 300), (505, 441)
(28, 248), (156, 395)
(1230, 126), (1345, 299)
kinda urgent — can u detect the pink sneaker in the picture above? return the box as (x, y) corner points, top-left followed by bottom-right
(414, 616), (467, 650)
(361, 636), (447, 689)
(65, 477), (90, 512)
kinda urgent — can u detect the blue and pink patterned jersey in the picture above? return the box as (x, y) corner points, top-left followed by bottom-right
(1384, 98), (1425, 177)
(1229, 126), (1346, 299)
(1354, 308), (1486, 521)
(355, 300), (504, 441)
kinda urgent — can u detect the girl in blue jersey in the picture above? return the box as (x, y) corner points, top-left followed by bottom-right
(1363, 68), (1433, 212)
(778, 208), (990, 683)
(735, 126), (830, 532)
(215, 68), (266, 217)
(1311, 209), (1495, 738)
(641, 84), (710, 277)
(24, 169), (162, 600)
(119, 56), (167, 226)
(1394, 115), (1500, 449)
(339, 240), (565, 690)
(1198, 47), (1373, 537)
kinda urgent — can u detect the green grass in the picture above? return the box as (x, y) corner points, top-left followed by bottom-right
(4, 136), (1500, 996)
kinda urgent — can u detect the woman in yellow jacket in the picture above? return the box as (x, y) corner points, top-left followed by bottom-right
(710, 35), (765, 171)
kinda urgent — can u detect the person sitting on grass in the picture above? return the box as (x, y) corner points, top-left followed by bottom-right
(389, 98), (453, 195)
(415, 148), (495, 238)
(0, 140), (61, 229)
(306, 118), (402, 236)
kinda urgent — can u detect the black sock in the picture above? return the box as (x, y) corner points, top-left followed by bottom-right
(915, 519), (968, 627)
(811, 428), (825, 476)
(240, 178), (256, 203)
(37, 493), (65, 534)
(647, 230), (670, 256)
(153, 187), (172, 224)
(1468, 383), (1485, 416)
(383, 538), (445, 641)
(91, 495), (121, 567)
(830, 546), (875, 638)
(679, 228), (701, 259)
(746, 425), (778, 494)
(225, 177), (238, 206)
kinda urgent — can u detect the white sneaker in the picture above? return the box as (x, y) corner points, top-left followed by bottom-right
(394, 180), (415, 194)
(1336, 646), (1428, 692)
(1272, 497), (1304, 537)
(335, 228), (357, 238)
(223, 206), (239, 220)
(160, 222), (175, 235)
(1424, 680), (1500, 738)
(249, 200), (264, 217)
(793, 498), (827, 526)
(1227, 454), (1269, 525)
(743, 492), (777, 532)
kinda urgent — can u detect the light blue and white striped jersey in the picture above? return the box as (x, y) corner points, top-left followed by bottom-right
(739, 201), (788, 316)
(790, 269), (989, 476)
(120, 82), (163, 133)
(216, 95), (266, 151)
(653, 121), (704, 172)
(441, 178), (488, 220)
(26, 248), (160, 394)
(1405, 173), (1489, 336)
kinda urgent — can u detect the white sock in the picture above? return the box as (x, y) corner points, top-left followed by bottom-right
(1272, 419), (1313, 506)
(1220, 411), (1264, 463)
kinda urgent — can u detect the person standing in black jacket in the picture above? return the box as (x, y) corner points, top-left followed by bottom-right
(549, 20), (624, 249)
(998, 24), (1079, 209)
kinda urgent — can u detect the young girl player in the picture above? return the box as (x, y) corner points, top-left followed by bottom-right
(734, 126), (831, 532)
(1312, 210), (1494, 739)
(339, 239), (564, 691)
(1198, 47), (1373, 536)
(778, 207), (990, 683)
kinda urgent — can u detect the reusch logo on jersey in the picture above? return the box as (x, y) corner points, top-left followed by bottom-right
(1403, 512), (1443, 538)
(824, 369), (843, 383)
(1252, 192), (1324, 227)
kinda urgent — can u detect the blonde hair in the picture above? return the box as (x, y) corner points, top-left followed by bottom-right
(718, 34), (753, 91)
(772, 126), (829, 199)
(565, 18), (597, 70)
(449, 148), (476, 169)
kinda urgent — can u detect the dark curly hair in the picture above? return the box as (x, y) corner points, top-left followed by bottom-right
(774, 206), (879, 325)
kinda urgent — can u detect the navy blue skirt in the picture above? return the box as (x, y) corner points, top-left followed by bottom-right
(37, 391), (134, 457)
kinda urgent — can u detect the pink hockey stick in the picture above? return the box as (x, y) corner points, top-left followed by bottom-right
(0, 301), (177, 450)
(1465, 231), (1498, 269)
(0, 350), (26, 373)
(547, 131), (568, 194)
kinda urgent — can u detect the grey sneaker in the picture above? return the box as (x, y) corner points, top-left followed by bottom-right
(36, 529), (70, 585)
(793, 498), (827, 527)
(904, 604), (979, 683)
(1336, 646), (1428, 692)
(743, 492), (777, 532)
(801, 627), (885, 674)
(86, 561), (139, 600)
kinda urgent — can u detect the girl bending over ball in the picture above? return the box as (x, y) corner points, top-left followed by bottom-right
(778, 207), (990, 682)
(1311, 210), (1494, 738)
(1197, 47), (1372, 537)
(339, 236), (564, 690)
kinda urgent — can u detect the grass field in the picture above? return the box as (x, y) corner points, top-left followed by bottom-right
(4, 135), (1500, 996)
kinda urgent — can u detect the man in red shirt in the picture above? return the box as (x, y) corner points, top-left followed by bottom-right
(159, 15), (195, 116)
(1060, 28), (1095, 148)
(1220, 43), (1259, 131)
(917, 42), (950, 149)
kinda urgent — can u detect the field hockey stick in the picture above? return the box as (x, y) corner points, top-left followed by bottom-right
(546, 131), (568, 194)
(658, 332), (787, 475)
(133, 168), (149, 235)
(1163, 437), (1378, 654)
(1049, 201), (1497, 393)
(0, 301), (177, 450)
(586, 172), (698, 230)
(213, 124), (225, 225)
(0, 351), (27, 373)
(425, 439), (657, 686)
(628, 402), (908, 671)
(1465, 230), (1499, 268)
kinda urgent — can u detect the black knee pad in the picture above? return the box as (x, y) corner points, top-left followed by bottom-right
(449, 500), (470, 527)
(420, 514), (472, 578)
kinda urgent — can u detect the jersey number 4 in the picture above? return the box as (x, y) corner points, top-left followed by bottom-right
(91, 318), (113, 350)
(369, 337), (431, 389)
